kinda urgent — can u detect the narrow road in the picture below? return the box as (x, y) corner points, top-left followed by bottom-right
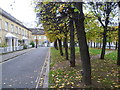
(2, 47), (49, 88)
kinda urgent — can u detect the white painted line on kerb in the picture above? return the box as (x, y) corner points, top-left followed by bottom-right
(43, 48), (50, 88)
(35, 77), (39, 83)
(35, 48), (49, 88)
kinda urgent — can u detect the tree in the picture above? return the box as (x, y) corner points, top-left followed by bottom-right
(88, 2), (118, 59)
(57, 3), (76, 65)
(35, 1), (92, 85)
(85, 14), (103, 48)
(69, 18), (75, 67)
(117, 1), (120, 66)
(63, 24), (69, 60)
(74, 2), (91, 85)
(54, 39), (58, 50)
(36, 2), (65, 56)
(106, 26), (118, 50)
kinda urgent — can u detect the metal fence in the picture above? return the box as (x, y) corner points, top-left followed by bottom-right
(0, 45), (32, 54)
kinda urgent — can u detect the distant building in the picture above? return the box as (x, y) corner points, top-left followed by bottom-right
(29, 28), (53, 47)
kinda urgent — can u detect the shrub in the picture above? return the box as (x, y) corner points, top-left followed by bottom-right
(23, 45), (27, 49)
(30, 41), (35, 47)
(0, 43), (7, 47)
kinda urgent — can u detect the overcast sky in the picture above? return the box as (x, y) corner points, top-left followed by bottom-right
(0, 0), (37, 28)
(0, 0), (118, 28)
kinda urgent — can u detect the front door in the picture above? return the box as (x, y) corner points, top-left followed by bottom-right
(12, 38), (14, 51)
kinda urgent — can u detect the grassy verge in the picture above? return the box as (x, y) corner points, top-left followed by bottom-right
(50, 47), (80, 67)
(89, 48), (102, 55)
(49, 47), (120, 89)
(76, 47), (103, 55)
(50, 48), (66, 67)
(74, 47), (102, 55)
(105, 51), (117, 60)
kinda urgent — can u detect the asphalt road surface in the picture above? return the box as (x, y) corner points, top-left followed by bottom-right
(2, 47), (49, 88)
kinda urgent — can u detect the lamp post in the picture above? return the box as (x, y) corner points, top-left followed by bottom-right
(35, 29), (40, 48)
(36, 35), (38, 48)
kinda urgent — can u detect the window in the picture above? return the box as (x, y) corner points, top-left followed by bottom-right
(21, 29), (23, 35)
(16, 26), (18, 33)
(19, 28), (21, 34)
(5, 21), (8, 31)
(34, 36), (36, 39)
(0, 19), (2, 30)
(23, 30), (25, 36)
(24, 30), (25, 36)
(11, 24), (14, 32)
(39, 36), (42, 39)
(22, 30), (24, 36)
(22, 29), (23, 35)
(26, 31), (27, 36)
(27, 31), (29, 37)
(22, 30), (23, 35)
(44, 36), (47, 39)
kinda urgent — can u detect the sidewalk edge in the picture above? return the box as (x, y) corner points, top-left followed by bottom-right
(0, 48), (34, 63)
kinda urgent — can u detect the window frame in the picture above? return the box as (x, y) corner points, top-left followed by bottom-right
(39, 36), (42, 39)
(19, 28), (21, 34)
(0, 19), (2, 30)
(11, 24), (14, 32)
(16, 26), (18, 33)
(5, 21), (9, 31)
(44, 36), (47, 39)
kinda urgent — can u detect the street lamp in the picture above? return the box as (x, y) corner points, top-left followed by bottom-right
(36, 35), (38, 48)
(35, 29), (40, 48)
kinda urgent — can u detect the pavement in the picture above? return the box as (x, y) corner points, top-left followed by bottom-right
(0, 48), (35, 63)
(1, 47), (50, 88)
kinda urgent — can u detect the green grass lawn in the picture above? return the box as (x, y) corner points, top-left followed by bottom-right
(89, 48), (102, 55)
(49, 47), (120, 89)
(76, 47), (114, 56)
(74, 47), (102, 55)
(50, 47), (80, 67)
(105, 51), (117, 60)
(50, 48), (66, 67)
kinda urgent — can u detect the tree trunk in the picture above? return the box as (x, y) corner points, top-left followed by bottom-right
(115, 41), (118, 50)
(100, 42), (102, 48)
(100, 27), (107, 59)
(58, 38), (63, 56)
(94, 42), (96, 48)
(117, 21), (120, 65)
(74, 2), (91, 85)
(54, 39), (58, 50)
(87, 40), (90, 47)
(70, 19), (75, 67)
(64, 34), (69, 60)
(90, 40), (92, 48)
(109, 41), (111, 49)
(63, 39), (66, 48)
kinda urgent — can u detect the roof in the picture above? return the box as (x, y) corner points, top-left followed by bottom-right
(5, 33), (18, 38)
(28, 28), (45, 35)
(0, 8), (31, 32)
(22, 36), (28, 40)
